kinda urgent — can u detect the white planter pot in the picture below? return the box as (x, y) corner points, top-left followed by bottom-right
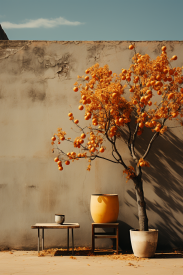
(130, 229), (158, 258)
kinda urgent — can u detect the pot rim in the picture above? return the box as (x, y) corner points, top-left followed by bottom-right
(130, 229), (158, 232)
(55, 214), (65, 216)
(91, 194), (118, 196)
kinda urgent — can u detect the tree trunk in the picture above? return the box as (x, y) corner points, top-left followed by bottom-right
(132, 174), (148, 231)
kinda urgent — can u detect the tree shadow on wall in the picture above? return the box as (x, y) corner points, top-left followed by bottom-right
(125, 129), (183, 250)
(117, 220), (133, 251)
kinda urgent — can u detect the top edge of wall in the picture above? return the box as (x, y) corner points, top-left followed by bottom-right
(0, 40), (183, 43)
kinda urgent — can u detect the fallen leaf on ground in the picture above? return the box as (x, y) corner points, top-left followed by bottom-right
(70, 256), (76, 259)
(127, 262), (135, 266)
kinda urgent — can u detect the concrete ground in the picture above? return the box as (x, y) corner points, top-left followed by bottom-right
(0, 249), (183, 275)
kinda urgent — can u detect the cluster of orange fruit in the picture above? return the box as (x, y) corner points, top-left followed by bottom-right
(52, 44), (183, 177)
(52, 148), (90, 171)
(54, 157), (63, 171)
(137, 158), (150, 167)
(51, 129), (106, 171)
(51, 128), (66, 146)
(72, 47), (183, 139)
(123, 166), (136, 181)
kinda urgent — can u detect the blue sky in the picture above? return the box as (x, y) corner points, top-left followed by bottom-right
(1, 0), (183, 41)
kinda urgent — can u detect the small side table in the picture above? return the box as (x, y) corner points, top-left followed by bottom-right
(31, 223), (80, 256)
(92, 223), (119, 254)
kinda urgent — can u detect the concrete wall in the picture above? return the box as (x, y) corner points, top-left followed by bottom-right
(0, 41), (183, 251)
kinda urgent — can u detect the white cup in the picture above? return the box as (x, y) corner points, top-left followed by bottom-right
(55, 214), (65, 224)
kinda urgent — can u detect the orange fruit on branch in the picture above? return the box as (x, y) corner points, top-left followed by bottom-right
(157, 90), (162, 95)
(169, 69), (174, 75)
(156, 75), (161, 81)
(78, 105), (84, 110)
(172, 112), (178, 118)
(112, 93), (117, 98)
(171, 55), (177, 60)
(129, 45), (134, 50)
(142, 112), (147, 118)
(99, 148), (104, 153)
(74, 119), (79, 124)
(161, 46), (166, 51)
(137, 129), (142, 136)
(139, 122), (144, 128)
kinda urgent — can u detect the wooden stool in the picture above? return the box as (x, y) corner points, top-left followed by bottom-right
(92, 223), (119, 254)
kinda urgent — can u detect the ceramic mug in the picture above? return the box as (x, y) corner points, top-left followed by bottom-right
(55, 214), (65, 224)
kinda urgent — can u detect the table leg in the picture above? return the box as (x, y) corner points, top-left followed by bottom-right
(92, 224), (95, 252)
(116, 226), (119, 254)
(38, 228), (40, 254)
(42, 229), (44, 250)
(72, 228), (74, 256)
(113, 228), (116, 250)
(67, 228), (69, 251)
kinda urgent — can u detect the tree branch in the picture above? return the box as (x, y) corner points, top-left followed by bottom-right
(112, 135), (128, 169)
(142, 131), (159, 160)
(130, 123), (139, 163)
(127, 122), (132, 154)
(95, 155), (120, 164)
(142, 118), (167, 160)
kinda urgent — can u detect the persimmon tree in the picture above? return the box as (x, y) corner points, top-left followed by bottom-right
(51, 45), (183, 231)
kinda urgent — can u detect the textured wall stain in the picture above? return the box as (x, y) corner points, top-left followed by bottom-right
(22, 57), (32, 67)
(56, 53), (74, 79)
(28, 87), (46, 102)
(33, 47), (45, 58)
(0, 183), (7, 188)
(0, 41), (31, 60)
(153, 43), (162, 55)
(0, 87), (3, 99)
(21, 56), (34, 73)
(87, 45), (103, 63)
(78, 198), (90, 215)
(33, 51), (74, 80)
(44, 56), (56, 68)
(169, 42), (175, 52)
(28, 185), (37, 189)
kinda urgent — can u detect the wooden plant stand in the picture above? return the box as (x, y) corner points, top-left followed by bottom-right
(92, 223), (119, 254)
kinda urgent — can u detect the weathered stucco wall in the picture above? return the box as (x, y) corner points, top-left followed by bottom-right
(0, 41), (183, 251)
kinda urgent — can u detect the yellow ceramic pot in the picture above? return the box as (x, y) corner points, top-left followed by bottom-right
(90, 194), (119, 223)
